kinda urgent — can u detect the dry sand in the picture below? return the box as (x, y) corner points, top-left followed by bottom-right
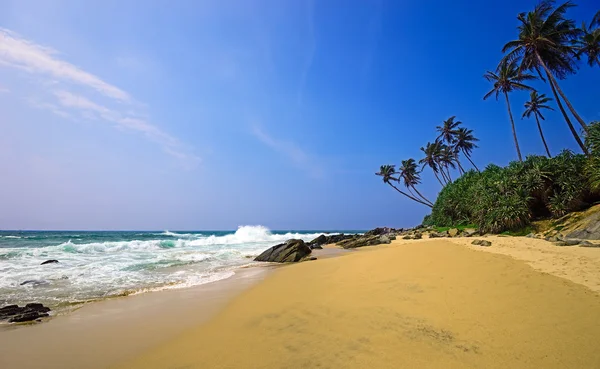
(115, 238), (600, 369)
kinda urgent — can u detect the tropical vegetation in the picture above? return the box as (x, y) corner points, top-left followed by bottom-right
(377, 0), (599, 233)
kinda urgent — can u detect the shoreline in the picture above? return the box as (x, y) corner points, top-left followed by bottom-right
(0, 265), (273, 369)
(116, 237), (600, 369)
(2, 238), (600, 368)
(0, 245), (349, 369)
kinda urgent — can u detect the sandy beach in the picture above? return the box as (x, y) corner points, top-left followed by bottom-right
(113, 237), (600, 369)
(2, 237), (600, 369)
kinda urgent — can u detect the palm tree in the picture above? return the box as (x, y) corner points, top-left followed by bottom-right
(502, 1), (589, 136)
(419, 142), (446, 186)
(454, 127), (480, 172)
(439, 144), (457, 182)
(375, 165), (433, 208)
(398, 159), (434, 206)
(522, 91), (554, 157)
(484, 59), (535, 162)
(436, 116), (461, 145)
(574, 12), (600, 67)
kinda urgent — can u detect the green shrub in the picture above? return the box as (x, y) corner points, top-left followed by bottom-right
(427, 151), (596, 233)
(585, 122), (600, 192)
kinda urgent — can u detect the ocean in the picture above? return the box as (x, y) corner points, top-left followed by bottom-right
(0, 226), (358, 309)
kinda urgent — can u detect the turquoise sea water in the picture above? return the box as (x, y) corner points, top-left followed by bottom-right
(0, 226), (360, 309)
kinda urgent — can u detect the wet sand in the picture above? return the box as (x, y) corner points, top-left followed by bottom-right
(0, 267), (273, 369)
(115, 239), (600, 369)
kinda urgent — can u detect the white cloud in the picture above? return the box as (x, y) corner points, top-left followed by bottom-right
(252, 125), (322, 178)
(0, 27), (198, 166)
(0, 28), (129, 102)
(0, 84), (9, 93)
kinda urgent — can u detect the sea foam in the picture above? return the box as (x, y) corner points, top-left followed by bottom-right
(0, 226), (332, 308)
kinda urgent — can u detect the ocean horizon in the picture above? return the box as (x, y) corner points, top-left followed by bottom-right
(0, 226), (364, 310)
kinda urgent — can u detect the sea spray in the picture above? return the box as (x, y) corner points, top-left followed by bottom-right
(0, 226), (349, 308)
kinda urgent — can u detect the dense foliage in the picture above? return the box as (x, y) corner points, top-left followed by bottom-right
(425, 147), (600, 233)
(586, 122), (600, 191)
(377, 2), (599, 233)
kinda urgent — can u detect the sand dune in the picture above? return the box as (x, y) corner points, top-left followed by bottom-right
(116, 239), (600, 369)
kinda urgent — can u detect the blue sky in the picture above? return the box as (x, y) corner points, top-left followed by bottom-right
(0, 0), (598, 230)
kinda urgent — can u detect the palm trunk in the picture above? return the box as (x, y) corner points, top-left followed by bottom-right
(546, 72), (589, 155)
(534, 114), (552, 158)
(387, 182), (432, 208)
(438, 166), (450, 184)
(536, 53), (588, 133)
(504, 91), (523, 162)
(432, 170), (445, 187)
(463, 150), (480, 172)
(456, 160), (466, 175)
(412, 186), (434, 206)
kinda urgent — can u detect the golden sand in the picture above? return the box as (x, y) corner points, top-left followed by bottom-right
(116, 239), (600, 369)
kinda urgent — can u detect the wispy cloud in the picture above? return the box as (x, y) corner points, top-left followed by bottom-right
(0, 28), (129, 102)
(251, 124), (323, 178)
(0, 28), (198, 166)
(0, 84), (9, 93)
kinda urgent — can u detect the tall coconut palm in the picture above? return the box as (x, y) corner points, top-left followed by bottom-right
(484, 59), (535, 162)
(375, 165), (433, 208)
(574, 12), (600, 67)
(398, 159), (433, 206)
(439, 144), (457, 182)
(436, 116), (462, 145)
(502, 1), (589, 136)
(419, 142), (446, 186)
(522, 91), (554, 157)
(454, 127), (480, 172)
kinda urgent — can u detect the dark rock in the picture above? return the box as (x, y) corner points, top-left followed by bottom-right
(25, 303), (50, 313)
(254, 239), (312, 263)
(304, 257), (318, 261)
(307, 233), (356, 248)
(545, 236), (560, 243)
(308, 234), (327, 245)
(567, 212), (600, 240)
(0, 303), (51, 323)
(9, 311), (49, 323)
(579, 241), (600, 248)
(310, 244), (323, 250)
(41, 259), (59, 265)
(472, 239), (492, 247)
(20, 279), (49, 286)
(526, 233), (536, 238)
(462, 229), (478, 237)
(554, 239), (580, 247)
(363, 227), (400, 237)
(429, 232), (448, 238)
(379, 235), (391, 244)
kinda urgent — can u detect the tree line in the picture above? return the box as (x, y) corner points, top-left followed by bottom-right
(377, 1), (599, 212)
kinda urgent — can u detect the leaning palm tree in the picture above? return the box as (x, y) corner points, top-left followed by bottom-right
(419, 142), (446, 186)
(502, 1), (589, 138)
(439, 144), (457, 182)
(454, 127), (480, 172)
(436, 116), (462, 145)
(398, 159), (433, 206)
(375, 165), (433, 208)
(574, 12), (600, 67)
(484, 59), (535, 162)
(522, 91), (554, 157)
